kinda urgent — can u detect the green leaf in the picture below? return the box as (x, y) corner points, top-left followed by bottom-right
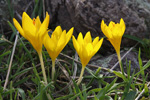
(96, 78), (117, 99)
(72, 79), (84, 100)
(86, 67), (101, 87)
(69, 80), (91, 100)
(0, 50), (11, 58)
(11, 67), (33, 79)
(14, 77), (30, 87)
(144, 84), (149, 97)
(103, 96), (113, 100)
(138, 48), (145, 79)
(134, 60), (150, 76)
(124, 90), (137, 100)
(87, 88), (102, 96)
(17, 88), (26, 100)
(123, 34), (144, 44)
(10, 81), (13, 100)
(55, 94), (74, 100)
(33, 82), (53, 100)
(113, 71), (127, 81)
(85, 67), (97, 78)
(82, 84), (87, 100)
(122, 71), (135, 100)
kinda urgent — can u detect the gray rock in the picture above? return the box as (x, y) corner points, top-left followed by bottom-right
(90, 50), (140, 74)
(0, 0), (33, 38)
(47, 0), (148, 46)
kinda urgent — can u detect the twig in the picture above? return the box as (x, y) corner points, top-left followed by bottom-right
(73, 52), (78, 79)
(3, 32), (19, 90)
(56, 59), (70, 80)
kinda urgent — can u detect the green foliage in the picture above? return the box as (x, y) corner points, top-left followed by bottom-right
(1, 33), (150, 99)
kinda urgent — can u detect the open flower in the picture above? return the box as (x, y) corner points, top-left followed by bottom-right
(72, 32), (103, 67)
(101, 18), (126, 72)
(13, 12), (50, 85)
(43, 26), (74, 80)
(101, 18), (125, 56)
(72, 32), (103, 85)
(13, 12), (50, 53)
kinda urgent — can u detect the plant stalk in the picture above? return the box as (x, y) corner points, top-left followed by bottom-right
(38, 52), (48, 84)
(77, 66), (85, 85)
(117, 51), (124, 75)
(52, 60), (55, 80)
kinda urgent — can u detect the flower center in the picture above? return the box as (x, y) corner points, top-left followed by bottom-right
(33, 18), (36, 25)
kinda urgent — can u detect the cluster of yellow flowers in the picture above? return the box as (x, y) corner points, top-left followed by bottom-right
(13, 12), (125, 85)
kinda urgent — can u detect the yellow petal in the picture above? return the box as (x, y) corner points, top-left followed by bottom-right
(23, 31), (42, 53)
(84, 31), (92, 43)
(55, 30), (66, 58)
(86, 43), (93, 56)
(92, 38), (103, 56)
(92, 36), (99, 47)
(38, 13), (50, 39)
(57, 30), (66, 48)
(22, 12), (36, 37)
(80, 44), (89, 67)
(101, 20), (109, 38)
(43, 33), (57, 61)
(77, 32), (84, 46)
(43, 33), (55, 51)
(101, 20), (105, 34)
(66, 27), (74, 44)
(109, 38), (121, 54)
(53, 26), (62, 38)
(108, 21), (115, 28)
(35, 16), (41, 29)
(101, 20), (114, 39)
(120, 18), (126, 35)
(72, 36), (80, 53)
(22, 12), (33, 26)
(13, 18), (25, 38)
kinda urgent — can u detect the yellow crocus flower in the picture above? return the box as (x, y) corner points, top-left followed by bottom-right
(13, 12), (50, 53)
(72, 32), (103, 85)
(43, 26), (74, 80)
(13, 12), (50, 84)
(101, 18), (125, 72)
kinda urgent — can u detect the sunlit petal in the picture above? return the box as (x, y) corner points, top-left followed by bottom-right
(84, 31), (92, 43)
(22, 12), (36, 37)
(77, 32), (84, 46)
(35, 16), (41, 30)
(72, 36), (80, 53)
(92, 37), (99, 47)
(13, 18), (25, 38)
(66, 27), (74, 44)
(38, 12), (50, 38)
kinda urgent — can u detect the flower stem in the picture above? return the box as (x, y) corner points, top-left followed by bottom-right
(117, 51), (124, 75)
(52, 60), (55, 80)
(38, 52), (48, 84)
(38, 52), (52, 100)
(77, 66), (85, 85)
